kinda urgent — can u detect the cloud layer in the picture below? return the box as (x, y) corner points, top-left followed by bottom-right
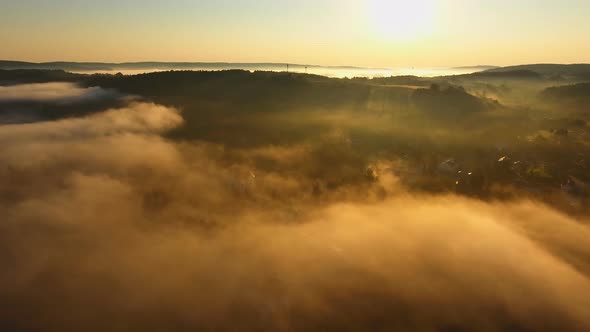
(0, 97), (589, 332)
(0, 82), (120, 104)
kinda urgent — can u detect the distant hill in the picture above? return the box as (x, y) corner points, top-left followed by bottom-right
(0, 60), (383, 73)
(484, 64), (590, 80)
(452, 65), (499, 71)
(447, 69), (543, 80)
(541, 82), (590, 104)
(369, 75), (432, 87)
(0, 69), (83, 85)
(412, 84), (494, 117)
(0, 61), (115, 71)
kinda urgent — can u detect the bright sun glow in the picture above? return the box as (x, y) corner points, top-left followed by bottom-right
(368, 0), (437, 42)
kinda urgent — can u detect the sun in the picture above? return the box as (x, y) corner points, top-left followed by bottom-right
(368, 0), (437, 42)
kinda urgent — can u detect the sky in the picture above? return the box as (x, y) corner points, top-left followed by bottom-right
(1, 0), (589, 68)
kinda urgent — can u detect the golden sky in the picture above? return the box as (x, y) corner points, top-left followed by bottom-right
(1, 0), (589, 67)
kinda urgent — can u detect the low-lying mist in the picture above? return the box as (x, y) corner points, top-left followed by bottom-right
(0, 82), (120, 104)
(0, 82), (126, 125)
(1, 89), (589, 332)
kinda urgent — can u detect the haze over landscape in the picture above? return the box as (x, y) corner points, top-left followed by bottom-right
(1, 1), (590, 332)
